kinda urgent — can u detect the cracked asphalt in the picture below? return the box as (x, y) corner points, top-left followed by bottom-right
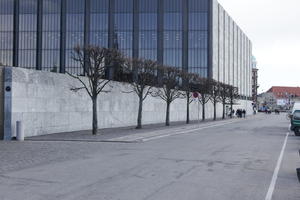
(0, 114), (299, 200)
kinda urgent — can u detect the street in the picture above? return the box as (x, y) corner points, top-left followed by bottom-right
(0, 114), (299, 200)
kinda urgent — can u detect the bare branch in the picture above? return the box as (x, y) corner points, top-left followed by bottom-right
(67, 72), (92, 98)
(70, 87), (86, 92)
(97, 79), (111, 94)
(142, 86), (153, 101)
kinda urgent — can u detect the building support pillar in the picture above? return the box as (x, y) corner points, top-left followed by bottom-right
(182, 0), (188, 72)
(107, 0), (115, 80)
(133, 0), (139, 59)
(36, 0), (43, 70)
(13, 0), (19, 67)
(3, 67), (12, 140)
(84, 0), (91, 75)
(60, 0), (66, 73)
(157, 0), (164, 65)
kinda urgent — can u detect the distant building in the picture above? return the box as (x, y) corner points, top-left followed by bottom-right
(259, 86), (300, 110)
(252, 56), (258, 106)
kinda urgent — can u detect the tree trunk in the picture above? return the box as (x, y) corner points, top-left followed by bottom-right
(136, 95), (143, 129)
(213, 100), (217, 121)
(222, 100), (225, 119)
(186, 95), (190, 124)
(166, 101), (170, 126)
(230, 99), (233, 118)
(92, 96), (98, 135)
(202, 99), (205, 121)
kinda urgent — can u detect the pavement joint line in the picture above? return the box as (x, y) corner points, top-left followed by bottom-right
(25, 139), (139, 143)
(27, 116), (260, 143)
(109, 123), (215, 141)
(141, 121), (237, 142)
(104, 120), (238, 142)
(265, 132), (290, 200)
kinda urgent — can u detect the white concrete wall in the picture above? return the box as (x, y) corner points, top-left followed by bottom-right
(9, 67), (252, 137)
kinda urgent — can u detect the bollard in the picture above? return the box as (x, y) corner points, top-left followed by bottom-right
(16, 121), (24, 141)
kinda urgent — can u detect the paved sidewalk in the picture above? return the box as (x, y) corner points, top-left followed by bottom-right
(27, 116), (257, 143)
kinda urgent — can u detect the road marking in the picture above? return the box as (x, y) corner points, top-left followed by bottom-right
(265, 132), (289, 200)
(103, 120), (239, 142)
(141, 121), (237, 142)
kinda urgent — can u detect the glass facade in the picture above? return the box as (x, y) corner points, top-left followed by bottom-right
(65, 0), (84, 74)
(19, 0), (37, 68)
(90, 0), (108, 47)
(0, 0), (13, 66)
(42, 0), (61, 71)
(188, 0), (209, 77)
(163, 0), (182, 68)
(0, 0), (211, 78)
(114, 0), (133, 58)
(139, 0), (157, 61)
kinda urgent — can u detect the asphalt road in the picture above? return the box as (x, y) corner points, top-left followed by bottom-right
(0, 114), (299, 200)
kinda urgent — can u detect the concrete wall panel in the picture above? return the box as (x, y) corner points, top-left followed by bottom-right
(6, 67), (253, 138)
(211, 2), (252, 98)
(218, 5), (224, 83)
(212, 0), (219, 81)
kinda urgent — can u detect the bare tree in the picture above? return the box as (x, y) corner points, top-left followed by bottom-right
(210, 79), (220, 120)
(69, 45), (124, 135)
(182, 71), (199, 124)
(151, 66), (184, 126)
(227, 85), (239, 118)
(197, 78), (211, 121)
(123, 58), (158, 129)
(219, 83), (230, 119)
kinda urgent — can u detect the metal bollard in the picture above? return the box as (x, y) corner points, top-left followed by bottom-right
(16, 121), (24, 141)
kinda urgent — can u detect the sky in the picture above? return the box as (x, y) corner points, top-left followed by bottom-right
(218, 0), (300, 93)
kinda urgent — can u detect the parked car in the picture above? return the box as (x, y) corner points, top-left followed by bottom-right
(290, 103), (300, 136)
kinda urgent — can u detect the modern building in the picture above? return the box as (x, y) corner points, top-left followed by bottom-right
(252, 56), (259, 106)
(0, 0), (252, 98)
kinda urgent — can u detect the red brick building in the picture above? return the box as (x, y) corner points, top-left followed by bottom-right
(267, 86), (300, 99)
(260, 86), (300, 109)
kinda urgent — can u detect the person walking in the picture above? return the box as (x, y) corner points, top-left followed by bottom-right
(242, 109), (246, 118)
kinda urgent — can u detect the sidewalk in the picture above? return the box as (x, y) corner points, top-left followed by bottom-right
(27, 116), (258, 143)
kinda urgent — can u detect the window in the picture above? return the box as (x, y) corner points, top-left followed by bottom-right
(19, 0), (37, 68)
(139, 0), (157, 60)
(115, 0), (133, 57)
(188, 0), (209, 77)
(65, 0), (84, 74)
(42, 0), (61, 71)
(163, 0), (183, 68)
(0, 0), (14, 65)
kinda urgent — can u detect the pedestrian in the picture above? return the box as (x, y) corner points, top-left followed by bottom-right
(236, 109), (242, 118)
(242, 109), (246, 118)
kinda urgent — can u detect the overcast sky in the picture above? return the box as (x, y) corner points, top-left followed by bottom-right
(218, 0), (300, 93)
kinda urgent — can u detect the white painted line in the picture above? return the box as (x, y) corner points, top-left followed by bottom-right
(105, 119), (238, 142)
(141, 121), (237, 142)
(265, 132), (289, 200)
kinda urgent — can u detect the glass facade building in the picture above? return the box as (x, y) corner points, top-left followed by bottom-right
(0, 0), (14, 66)
(0, 0), (252, 98)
